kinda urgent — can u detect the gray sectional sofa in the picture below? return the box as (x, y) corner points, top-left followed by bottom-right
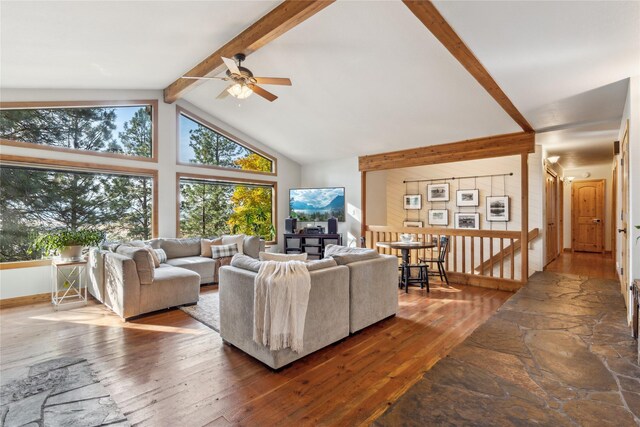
(89, 235), (264, 320)
(219, 247), (398, 369)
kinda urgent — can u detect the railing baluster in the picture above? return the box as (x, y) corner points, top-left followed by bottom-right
(453, 235), (457, 273)
(510, 238), (515, 280)
(470, 236), (475, 274)
(479, 237), (484, 275)
(489, 238), (494, 277)
(461, 236), (466, 274)
(500, 238), (504, 279)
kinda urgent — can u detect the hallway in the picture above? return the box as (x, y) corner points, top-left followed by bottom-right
(545, 251), (618, 280)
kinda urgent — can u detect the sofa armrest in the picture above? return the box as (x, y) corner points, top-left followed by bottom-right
(103, 252), (141, 319)
(346, 254), (398, 332)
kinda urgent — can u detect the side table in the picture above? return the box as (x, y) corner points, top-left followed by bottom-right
(51, 258), (88, 309)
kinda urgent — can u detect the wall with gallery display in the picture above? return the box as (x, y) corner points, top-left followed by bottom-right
(379, 149), (545, 277)
(389, 156), (525, 231)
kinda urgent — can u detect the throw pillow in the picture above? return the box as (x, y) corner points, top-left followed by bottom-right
(222, 234), (245, 255)
(144, 246), (160, 268)
(201, 237), (223, 258)
(259, 251), (308, 261)
(211, 243), (238, 259)
(154, 248), (167, 264)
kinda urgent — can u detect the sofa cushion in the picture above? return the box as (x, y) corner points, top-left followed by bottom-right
(306, 258), (338, 271)
(259, 251), (308, 261)
(324, 244), (379, 265)
(161, 238), (201, 259)
(231, 253), (262, 272)
(211, 243), (238, 259)
(164, 256), (215, 280)
(222, 234), (244, 255)
(115, 246), (155, 285)
(243, 235), (261, 259)
(200, 237), (222, 258)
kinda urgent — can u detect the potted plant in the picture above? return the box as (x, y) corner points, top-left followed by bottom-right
(30, 229), (105, 260)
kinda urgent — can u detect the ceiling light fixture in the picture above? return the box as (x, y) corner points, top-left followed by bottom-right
(227, 83), (253, 99)
(546, 156), (560, 164)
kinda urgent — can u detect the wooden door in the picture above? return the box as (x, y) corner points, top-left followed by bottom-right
(545, 171), (558, 264)
(572, 179), (605, 253)
(620, 122), (629, 306)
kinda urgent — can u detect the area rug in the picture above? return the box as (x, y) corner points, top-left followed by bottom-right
(180, 291), (220, 332)
(0, 357), (129, 427)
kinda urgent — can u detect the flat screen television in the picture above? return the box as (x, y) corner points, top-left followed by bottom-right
(289, 187), (345, 222)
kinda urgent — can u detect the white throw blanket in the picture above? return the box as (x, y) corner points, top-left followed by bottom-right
(253, 260), (311, 353)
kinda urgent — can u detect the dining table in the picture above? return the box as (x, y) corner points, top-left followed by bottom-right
(376, 240), (436, 291)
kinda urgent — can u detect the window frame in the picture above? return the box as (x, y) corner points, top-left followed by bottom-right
(0, 100), (159, 163)
(176, 172), (278, 244)
(176, 106), (277, 176)
(0, 154), (159, 269)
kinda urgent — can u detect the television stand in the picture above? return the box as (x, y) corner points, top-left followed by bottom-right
(283, 233), (342, 260)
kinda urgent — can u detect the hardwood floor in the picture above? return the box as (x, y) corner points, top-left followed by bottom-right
(544, 251), (617, 279)
(0, 283), (511, 426)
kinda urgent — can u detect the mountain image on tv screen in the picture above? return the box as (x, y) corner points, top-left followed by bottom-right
(289, 187), (345, 222)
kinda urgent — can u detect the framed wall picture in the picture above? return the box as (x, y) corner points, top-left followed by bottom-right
(427, 183), (449, 202)
(428, 209), (449, 226)
(456, 189), (479, 207)
(454, 212), (480, 230)
(403, 221), (423, 227)
(403, 194), (422, 210)
(486, 196), (510, 221)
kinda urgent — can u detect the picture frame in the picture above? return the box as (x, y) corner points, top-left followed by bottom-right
(456, 189), (479, 207)
(403, 221), (423, 227)
(427, 183), (450, 202)
(428, 209), (449, 226)
(403, 194), (422, 210)
(454, 212), (480, 230)
(486, 196), (510, 221)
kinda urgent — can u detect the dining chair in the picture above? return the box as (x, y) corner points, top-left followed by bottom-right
(419, 236), (450, 286)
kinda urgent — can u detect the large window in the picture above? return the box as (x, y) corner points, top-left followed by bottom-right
(179, 176), (275, 241)
(178, 109), (274, 174)
(0, 102), (155, 160)
(0, 164), (154, 262)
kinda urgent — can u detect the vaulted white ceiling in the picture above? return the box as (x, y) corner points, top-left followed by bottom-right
(1, 1), (638, 167)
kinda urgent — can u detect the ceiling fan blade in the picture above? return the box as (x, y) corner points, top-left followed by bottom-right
(216, 84), (233, 99)
(254, 77), (292, 86)
(249, 84), (278, 102)
(222, 56), (241, 75)
(181, 76), (227, 81)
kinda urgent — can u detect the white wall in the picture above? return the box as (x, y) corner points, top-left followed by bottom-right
(616, 75), (640, 321)
(561, 163), (614, 251)
(373, 150), (543, 279)
(299, 157), (362, 247)
(0, 88), (301, 299)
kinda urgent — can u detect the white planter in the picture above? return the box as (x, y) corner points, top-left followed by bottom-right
(60, 245), (83, 261)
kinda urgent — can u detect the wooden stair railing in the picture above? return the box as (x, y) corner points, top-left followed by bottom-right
(473, 228), (540, 275)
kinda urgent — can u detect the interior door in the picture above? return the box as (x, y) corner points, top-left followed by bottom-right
(545, 171), (558, 264)
(572, 179), (605, 253)
(620, 122), (630, 308)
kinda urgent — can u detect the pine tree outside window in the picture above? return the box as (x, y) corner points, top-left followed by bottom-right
(0, 102), (155, 160)
(177, 109), (274, 174)
(179, 176), (275, 242)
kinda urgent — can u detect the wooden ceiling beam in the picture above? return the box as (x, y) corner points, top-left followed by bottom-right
(358, 132), (535, 172)
(402, 1), (534, 133)
(163, 0), (334, 103)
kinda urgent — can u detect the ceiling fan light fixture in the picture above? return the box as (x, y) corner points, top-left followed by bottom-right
(227, 83), (253, 99)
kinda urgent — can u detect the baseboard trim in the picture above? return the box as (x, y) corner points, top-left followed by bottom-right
(0, 292), (50, 309)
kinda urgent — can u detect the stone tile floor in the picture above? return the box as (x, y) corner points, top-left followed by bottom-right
(1, 356), (129, 426)
(375, 272), (640, 426)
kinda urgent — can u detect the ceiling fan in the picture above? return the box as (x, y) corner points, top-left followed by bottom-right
(181, 53), (292, 102)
